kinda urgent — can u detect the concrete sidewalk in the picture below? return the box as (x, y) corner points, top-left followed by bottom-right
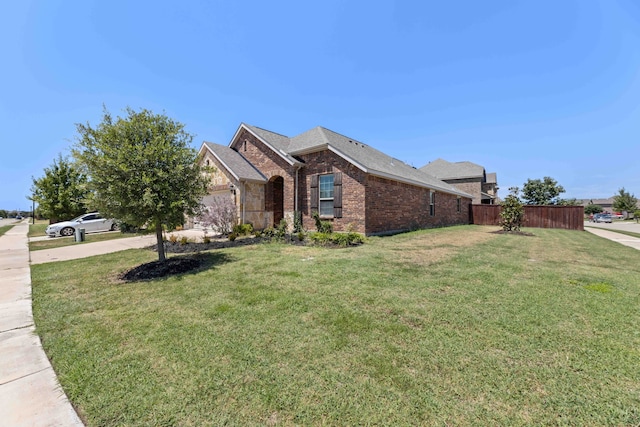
(0, 221), (84, 426)
(584, 226), (640, 251)
(30, 229), (205, 265)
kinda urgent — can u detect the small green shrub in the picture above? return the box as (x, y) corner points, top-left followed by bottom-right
(232, 223), (254, 236)
(297, 231), (306, 241)
(311, 211), (333, 233)
(309, 232), (331, 245)
(228, 232), (237, 241)
(277, 218), (288, 238)
(180, 236), (189, 245)
(203, 235), (211, 244)
(499, 187), (524, 232)
(169, 234), (178, 243)
(293, 211), (303, 233)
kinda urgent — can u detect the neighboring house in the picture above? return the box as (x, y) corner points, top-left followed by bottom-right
(419, 159), (498, 205)
(580, 198), (640, 213)
(197, 123), (473, 235)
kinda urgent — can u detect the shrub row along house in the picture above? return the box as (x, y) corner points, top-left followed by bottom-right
(197, 123), (474, 235)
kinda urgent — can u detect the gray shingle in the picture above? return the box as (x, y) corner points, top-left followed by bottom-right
(420, 159), (485, 180)
(287, 127), (471, 197)
(203, 142), (267, 183)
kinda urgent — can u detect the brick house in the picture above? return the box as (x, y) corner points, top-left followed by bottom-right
(198, 124), (472, 235)
(420, 159), (498, 205)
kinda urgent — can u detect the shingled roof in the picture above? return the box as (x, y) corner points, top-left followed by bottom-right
(420, 159), (485, 180)
(234, 124), (471, 197)
(201, 141), (267, 183)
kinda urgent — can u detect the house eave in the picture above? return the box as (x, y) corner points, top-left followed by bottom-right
(368, 169), (473, 198)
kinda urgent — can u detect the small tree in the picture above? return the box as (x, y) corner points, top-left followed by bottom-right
(73, 107), (211, 262)
(584, 204), (603, 215)
(613, 188), (637, 218)
(521, 177), (565, 205)
(499, 187), (524, 232)
(30, 154), (89, 222)
(197, 195), (237, 235)
(634, 210), (640, 223)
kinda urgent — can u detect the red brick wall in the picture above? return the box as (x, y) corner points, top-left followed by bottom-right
(365, 176), (471, 235)
(232, 131), (471, 235)
(298, 150), (367, 233)
(231, 129), (297, 215)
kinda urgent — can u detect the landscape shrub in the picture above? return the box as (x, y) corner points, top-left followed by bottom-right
(293, 211), (303, 233)
(232, 223), (253, 236)
(499, 187), (524, 232)
(312, 211), (333, 233)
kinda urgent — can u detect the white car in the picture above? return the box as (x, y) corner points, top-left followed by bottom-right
(45, 212), (118, 237)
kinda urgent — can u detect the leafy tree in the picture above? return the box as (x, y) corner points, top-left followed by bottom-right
(499, 187), (524, 232)
(584, 204), (603, 215)
(73, 107), (211, 262)
(521, 176), (565, 205)
(30, 154), (89, 222)
(613, 188), (637, 217)
(556, 198), (579, 206)
(634, 210), (640, 223)
(0, 209), (8, 218)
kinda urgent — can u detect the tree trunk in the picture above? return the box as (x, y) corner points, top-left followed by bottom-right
(155, 221), (166, 262)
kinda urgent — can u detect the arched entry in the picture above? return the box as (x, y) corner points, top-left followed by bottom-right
(269, 176), (284, 226)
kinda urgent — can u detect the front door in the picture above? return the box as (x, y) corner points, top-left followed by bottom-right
(271, 176), (284, 226)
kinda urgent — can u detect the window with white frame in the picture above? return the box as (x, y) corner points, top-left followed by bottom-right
(319, 174), (334, 216)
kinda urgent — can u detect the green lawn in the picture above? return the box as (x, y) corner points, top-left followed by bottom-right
(28, 220), (50, 237)
(31, 225), (640, 426)
(29, 230), (141, 251)
(0, 224), (14, 237)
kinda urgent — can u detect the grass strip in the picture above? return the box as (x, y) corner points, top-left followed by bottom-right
(29, 231), (144, 251)
(0, 225), (14, 237)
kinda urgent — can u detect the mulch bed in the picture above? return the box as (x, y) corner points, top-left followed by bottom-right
(118, 254), (209, 282)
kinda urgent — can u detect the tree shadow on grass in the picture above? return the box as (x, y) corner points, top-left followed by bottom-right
(118, 252), (233, 283)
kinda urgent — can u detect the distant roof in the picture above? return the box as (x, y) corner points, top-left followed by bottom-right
(201, 141), (267, 183)
(486, 172), (497, 184)
(419, 158), (486, 180)
(233, 124), (471, 197)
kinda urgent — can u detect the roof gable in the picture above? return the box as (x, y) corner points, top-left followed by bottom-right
(220, 123), (473, 198)
(201, 141), (267, 183)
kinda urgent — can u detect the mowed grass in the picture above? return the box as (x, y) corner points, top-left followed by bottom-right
(29, 230), (139, 251)
(31, 225), (640, 426)
(0, 224), (14, 237)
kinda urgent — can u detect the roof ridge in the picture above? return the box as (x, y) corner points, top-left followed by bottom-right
(317, 126), (368, 147)
(244, 123), (291, 139)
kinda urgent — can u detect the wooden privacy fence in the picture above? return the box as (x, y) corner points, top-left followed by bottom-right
(471, 205), (584, 231)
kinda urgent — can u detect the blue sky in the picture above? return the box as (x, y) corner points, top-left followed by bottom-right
(2, 0), (639, 211)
